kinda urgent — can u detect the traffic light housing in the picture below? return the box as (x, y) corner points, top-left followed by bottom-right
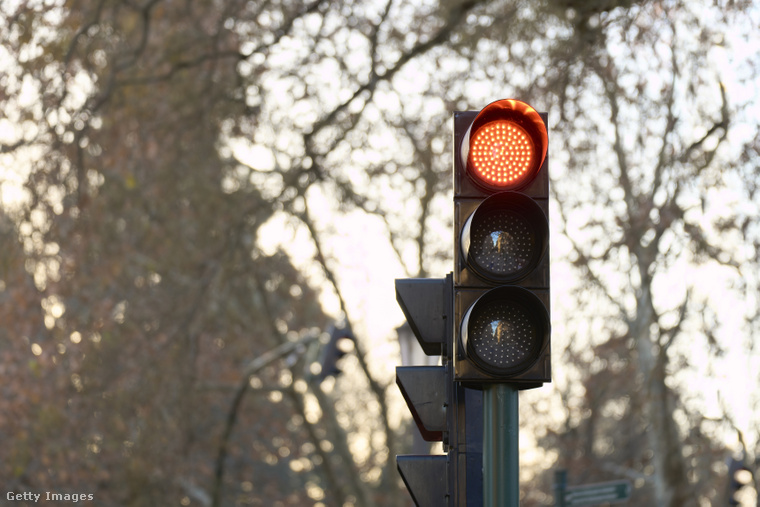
(453, 99), (551, 387)
(317, 324), (354, 380)
(395, 276), (483, 506)
(727, 457), (753, 506)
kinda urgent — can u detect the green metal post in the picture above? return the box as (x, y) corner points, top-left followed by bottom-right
(554, 469), (568, 507)
(483, 383), (519, 507)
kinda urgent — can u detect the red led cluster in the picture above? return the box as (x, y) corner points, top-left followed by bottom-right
(469, 120), (534, 187)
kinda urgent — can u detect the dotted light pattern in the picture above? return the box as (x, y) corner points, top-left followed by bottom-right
(470, 120), (534, 187)
(468, 300), (538, 371)
(470, 210), (536, 278)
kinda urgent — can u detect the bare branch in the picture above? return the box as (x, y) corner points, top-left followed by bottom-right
(551, 184), (629, 321)
(651, 20), (679, 196)
(677, 82), (730, 169)
(305, 0), (482, 153)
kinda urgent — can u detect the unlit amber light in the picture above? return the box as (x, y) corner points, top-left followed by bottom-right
(470, 121), (534, 186)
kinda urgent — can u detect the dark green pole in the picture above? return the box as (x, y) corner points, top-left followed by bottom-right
(554, 469), (568, 507)
(483, 383), (519, 507)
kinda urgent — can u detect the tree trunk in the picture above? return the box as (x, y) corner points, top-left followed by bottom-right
(633, 283), (695, 506)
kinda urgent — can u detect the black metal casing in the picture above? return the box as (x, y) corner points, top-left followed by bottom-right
(394, 274), (483, 506)
(453, 109), (551, 388)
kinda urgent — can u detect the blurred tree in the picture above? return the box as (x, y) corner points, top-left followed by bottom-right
(0, 0), (480, 505)
(528, 2), (760, 506)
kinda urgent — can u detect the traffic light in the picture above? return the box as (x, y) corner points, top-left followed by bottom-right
(394, 277), (450, 506)
(394, 276), (483, 506)
(727, 457), (753, 506)
(453, 99), (551, 387)
(317, 324), (354, 380)
(395, 98), (550, 505)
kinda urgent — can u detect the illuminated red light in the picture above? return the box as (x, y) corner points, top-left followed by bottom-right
(461, 99), (547, 191)
(469, 120), (534, 187)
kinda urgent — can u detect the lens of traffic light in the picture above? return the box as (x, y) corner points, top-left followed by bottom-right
(461, 192), (548, 283)
(461, 287), (549, 376)
(470, 120), (534, 187)
(461, 99), (548, 191)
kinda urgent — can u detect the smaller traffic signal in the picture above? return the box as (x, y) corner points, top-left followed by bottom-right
(317, 324), (354, 380)
(394, 275), (483, 506)
(394, 277), (452, 506)
(727, 457), (753, 506)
